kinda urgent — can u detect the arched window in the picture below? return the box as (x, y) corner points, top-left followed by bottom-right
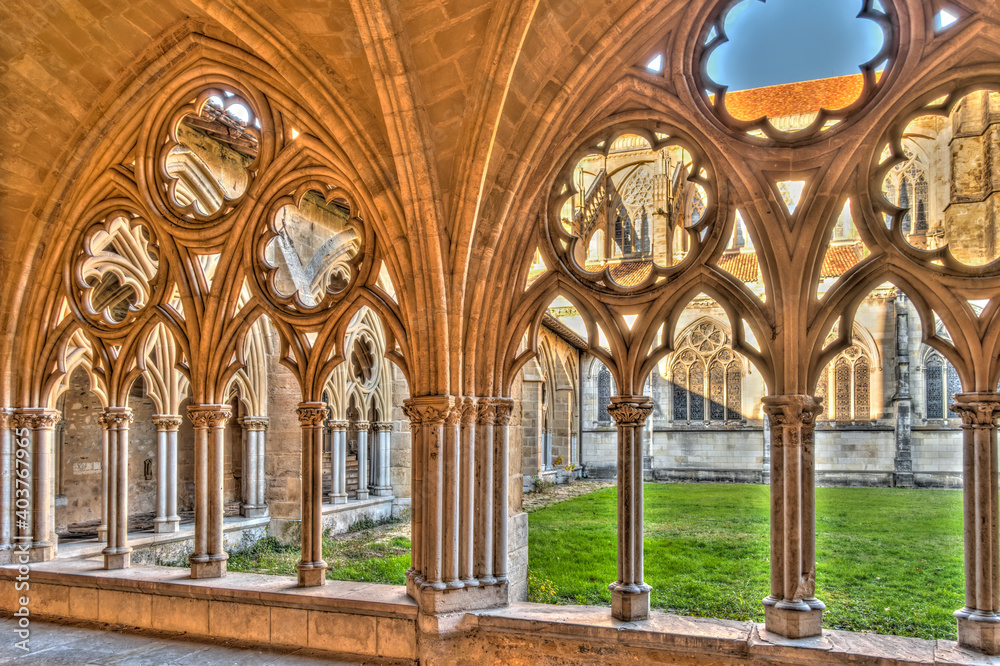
(925, 355), (944, 419)
(597, 366), (612, 423)
(726, 361), (742, 420)
(709, 361), (725, 420)
(883, 149), (929, 237)
(947, 362), (961, 415)
(835, 358), (851, 421)
(669, 323), (744, 423)
(671, 362), (688, 421)
(854, 357), (870, 421)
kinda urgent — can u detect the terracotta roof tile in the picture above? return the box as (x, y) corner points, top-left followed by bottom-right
(608, 261), (652, 286)
(821, 244), (863, 278)
(717, 252), (759, 282)
(723, 73), (872, 122)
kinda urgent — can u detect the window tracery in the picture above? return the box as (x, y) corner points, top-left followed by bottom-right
(670, 323), (743, 423)
(819, 343), (873, 422)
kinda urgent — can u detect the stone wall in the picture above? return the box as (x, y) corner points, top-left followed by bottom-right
(264, 332), (305, 522)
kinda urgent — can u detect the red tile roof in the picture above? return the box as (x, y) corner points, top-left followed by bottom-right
(723, 73), (874, 122)
(717, 252), (759, 282)
(608, 261), (652, 286)
(821, 244), (864, 278)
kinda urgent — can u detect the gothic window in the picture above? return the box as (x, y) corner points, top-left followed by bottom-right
(882, 149), (929, 237)
(689, 187), (706, 225)
(726, 361), (742, 420)
(835, 358), (851, 421)
(914, 172), (928, 233)
(946, 362), (961, 415)
(672, 362), (688, 421)
(597, 367), (612, 422)
(899, 175), (911, 234)
(925, 355), (944, 419)
(670, 323), (743, 424)
(689, 360), (705, 421)
(709, 361), (725, 421)
(854, 357), (870, 421)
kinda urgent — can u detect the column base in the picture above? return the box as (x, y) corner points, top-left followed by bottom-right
(153, 518), (180, 533)
(330, 494), (348, 505)
(763, 598), (824, 638)
(609, 582), (651, 621)
(190, 557), (227, 579)
(372, 486), (393, 497)
(355, 491), (369, 500)
(297, 562), (328, 587)
(96, 527), (108, 543)
(956, 610), (1000, 655)
(407, 572), (508, 613)
(893, 472), (914, 489)
(103, 549), (131, 570)
(29, 543), (56, 562)
(240, 505), (268, 518)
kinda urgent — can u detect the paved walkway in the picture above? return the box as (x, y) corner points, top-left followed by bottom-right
(0, 618), (370, 665)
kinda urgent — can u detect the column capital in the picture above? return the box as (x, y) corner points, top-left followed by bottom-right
(328, 420), (349, 431)
(372, 422), (394, 433)
(238, 416), (270, 430)
(187, 404), (232, 428)
(607, 396), (653, 427)
(102, 407), (134, 428)
(14, 408), (60, 430)
(296, 402), (329, 426)
(761, 395), (823, 427)
(491, 398), (514, 426)
(152, 414), (183, 431)
(476, 399), (495, 426)
(403, 396), (458, 425)
(0, 408), (14, 429)
(458, 398), (478, 425)
(952, 393), (1000, 427)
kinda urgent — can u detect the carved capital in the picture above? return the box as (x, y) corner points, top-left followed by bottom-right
(102, 408), (134, 428)
(0, 409), (13, 429)
(492, 398), (514, 426)
(239, 416), (270, 431)
(476, 400), (495, 426)
(952, 393), (1000, 427)
(15, 408), (60, 430)
(152, 415), (183, 431)
(761, 395), (822, 428)
(458, 398), (477, 425)
(328, 420), (349, 431)
(607, 397), (653, 427)
(403, 397), (456, 426)
(187, 405), (232, 428)
(296, 402), (329, 427)
(372, 422), (394, 433)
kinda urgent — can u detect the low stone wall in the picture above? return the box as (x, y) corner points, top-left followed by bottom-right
(269, 496), (395, 545)
(0, 562), (991, 665)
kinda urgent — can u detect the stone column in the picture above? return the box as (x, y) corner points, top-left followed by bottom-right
(0, 410), (13, 550)
(14, 409), (59, 561)
(893, 295), (914, 488)
(152, 415), (182, 533)
(761, 395), (825, 638)
(97, 414), (110, 542)
(102, 407), (133, 569)
(952, 393), (1000, 654)
(239, 417), (268, 518)
(296, 403), (328, 587)
(474, 400), (496, 585)
(762, 415), (771, 486)
(372, 423), (393, 497)
(442, 407), (462, 588)
(493, 398), (513, 585)
(356, 421), (370, 500)
(187, 405), (231, 579)
(329, 421), (348, 504)
(606, 396), (653, 621)
(459, 399), (477, 587)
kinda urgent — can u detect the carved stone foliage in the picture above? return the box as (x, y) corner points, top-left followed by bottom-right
(607, 399), (653, 427)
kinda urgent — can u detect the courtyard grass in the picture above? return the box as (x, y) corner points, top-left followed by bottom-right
(528, 483), (964, 640)
(224, 516), (411, 585)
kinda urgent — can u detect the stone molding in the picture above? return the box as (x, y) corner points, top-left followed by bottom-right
(951, 393), (1000, 427)
(761, 395), (822, 429)
(296, 403), (329, 426)
(458, 398), (477, 425)
(186, 405), (232, 428)
(238, 416), (269, 430)
(607, 397), (653, 427)
(13, 408), (60, 430)
(151, 414), (182, 431)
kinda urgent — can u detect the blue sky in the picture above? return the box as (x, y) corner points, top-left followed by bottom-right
(706, 0), (885, 91)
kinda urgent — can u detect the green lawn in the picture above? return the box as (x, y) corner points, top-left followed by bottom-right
(528, 483), (964, 640)
(223, 518), (411, 585)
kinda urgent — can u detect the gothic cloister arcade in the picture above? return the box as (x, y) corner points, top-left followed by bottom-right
(3, 0), (1000, 662)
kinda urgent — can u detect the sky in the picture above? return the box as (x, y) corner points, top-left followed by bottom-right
(705, 0), (886, 92)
